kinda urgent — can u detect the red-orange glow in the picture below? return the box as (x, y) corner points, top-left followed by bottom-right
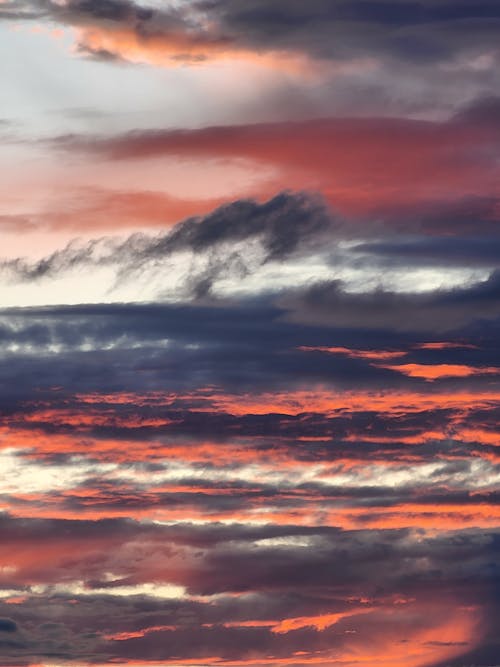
(379, 363), (500, 380)
(200, 388), (500, 417)
(1, 386), (499, 470)
(43, 190), (228, 231)
(2, 495), (498, 529)
(76, 26), (316, 75)
(20, 408), (178, 428)
(271, 609), (372, 633)
(206, 608), (373, 634)
(415, 342), (478, 350)
(3, 596), (27, 604)
(26, 604), (480, 667)
(299, 346), (408, 360)
(457, 429), (499, 445)
(68, 387), (500, 418)
(4, 10), (499, 667)
(87, 117), (500, 221)
(104, 626), (177, 641)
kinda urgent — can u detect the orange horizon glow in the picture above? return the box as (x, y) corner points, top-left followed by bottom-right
(17, 605), (479, 667)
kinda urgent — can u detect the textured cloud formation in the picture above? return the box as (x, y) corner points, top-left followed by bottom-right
(1, 186), (499, 303)
(54, 102), (500, 221)
(1, 2), (500, 667)
(4, 0), (500, 66)
(0, 192), (337, 298)
(4, 0), (500, 128)
(3, 100), (500, 246)
(0, 523), (493, 666)
(0, 191), (499, 664)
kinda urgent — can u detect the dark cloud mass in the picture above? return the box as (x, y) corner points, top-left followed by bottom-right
(4, 0), (500, 65)
(0, 619), (18, 633)
(192, 0), (500, 62)
(67, 0), (500, 91)
(0, 199), (500, 664)
(0, 192), (334, 292)
(1, 223), (499, 662)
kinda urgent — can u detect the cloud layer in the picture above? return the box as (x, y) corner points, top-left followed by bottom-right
(1, 3), (499, 667)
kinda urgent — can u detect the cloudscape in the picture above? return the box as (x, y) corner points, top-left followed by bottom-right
(0, 2), (499, 666)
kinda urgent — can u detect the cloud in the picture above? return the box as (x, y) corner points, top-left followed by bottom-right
(1, 4), (499, 667)
(0, 191), (337, 299)
(187, 0), (500, 64)
(55, 109), (500, 223)
(1, 183), (499, 307)
(5, 0), (500, 68)
(0, 515), (497, 664)
(281, 272), (500, 332)
(0, 1), (41, 21)
(352, 236), (500, 268)
(4, 0), (500, 128)
(0, 619), (17, 633)
(0, 284), (498, 666)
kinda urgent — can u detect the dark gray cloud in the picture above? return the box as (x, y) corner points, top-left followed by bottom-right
(0, 192), (335, 295)
(192, 0), (500, 63)
(0, 514), (497, 596)
(0, 1), (41, 21)
(0, 515), (498, 664)
(2, 185), (500, 307)
(0, 0), (152, 23)
(352, 236), (500, 268)
(452, 94), (500, 126)
(0, 292), (498, 666)
(0, 291), (498, 404)
(0, 287), (497, 490)
(4, 0), (500, 66)
(55, 0), (153, 23)
(368, 194), (500, 237)
(3, 0), (500, 126)
(282, 271), (500, 332)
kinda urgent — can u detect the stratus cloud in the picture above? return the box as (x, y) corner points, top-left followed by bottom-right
(0, 283), (498, 666)
(281, 271), (500, 332)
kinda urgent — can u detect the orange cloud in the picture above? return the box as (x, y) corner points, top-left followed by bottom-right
(415, 342), (478, 350)
(25, 603), (480, 667)
(84, 117), (500, 221)
(9, 115), (500, 239)
(379, 363), (500, 380)
(76, 25), (315, 75)
(271, 609), (372, 634)
(105, 626), (177, 641)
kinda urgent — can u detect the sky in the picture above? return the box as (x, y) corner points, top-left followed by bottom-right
(0, 2), (499, 666)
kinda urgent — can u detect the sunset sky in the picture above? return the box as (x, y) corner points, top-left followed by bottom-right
(0, 2), (500, 667)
